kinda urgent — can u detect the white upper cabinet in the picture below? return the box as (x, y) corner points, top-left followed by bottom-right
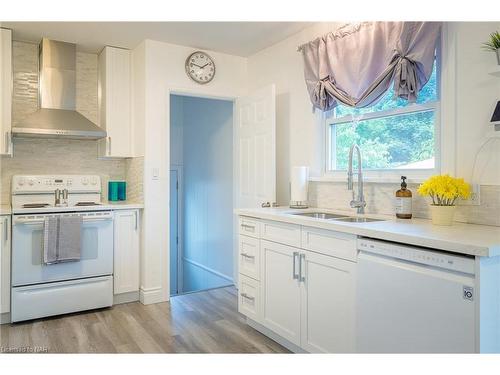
(98, 46), (133, 158)
(0, 28), (12, 156)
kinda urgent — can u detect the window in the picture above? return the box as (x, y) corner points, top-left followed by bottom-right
(326, 60), (439, 177)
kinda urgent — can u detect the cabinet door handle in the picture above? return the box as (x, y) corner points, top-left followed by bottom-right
(292, 251), (299, 280)
(299, 253), (306, 282)
(240, 293), (255, 301)
(241, 252), (255, 259)
(108, 136), (112, 155)
(135, 211), (138, 230)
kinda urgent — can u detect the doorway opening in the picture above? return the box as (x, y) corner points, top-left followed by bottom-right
(169, 94), (234, 296)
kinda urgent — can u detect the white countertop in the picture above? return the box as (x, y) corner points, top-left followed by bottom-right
(236, 207), (500, 257)
(11, 201), (144, 215)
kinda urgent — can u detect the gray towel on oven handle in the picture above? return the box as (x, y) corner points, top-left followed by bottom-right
(43, 216), (59, 265)
(57, 215), (82, 263)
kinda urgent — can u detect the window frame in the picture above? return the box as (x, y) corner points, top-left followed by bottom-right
(322, 45), (442, 183)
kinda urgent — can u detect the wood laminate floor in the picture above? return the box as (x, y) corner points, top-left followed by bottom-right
(0, 286), (288, 353)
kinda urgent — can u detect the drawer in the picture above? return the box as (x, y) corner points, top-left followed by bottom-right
(11, 276), (113, 323)
(239, 235), (260, 280)
(239, 217), (261, 238)
(261, 220), (301, 247)
(301, 226), (357, 262)
(238, 274), (261, 322)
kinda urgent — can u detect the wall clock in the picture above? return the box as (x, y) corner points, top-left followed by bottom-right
(185, 51), (216, 84)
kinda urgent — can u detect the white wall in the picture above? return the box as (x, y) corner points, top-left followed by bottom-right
(247, 22), (500, 205)
(172, 95), (234, 293)
(452, 22), (500, 185)
(135, 39), (247, 303)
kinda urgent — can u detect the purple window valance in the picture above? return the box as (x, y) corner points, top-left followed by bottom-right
(299, 22), (442, 112)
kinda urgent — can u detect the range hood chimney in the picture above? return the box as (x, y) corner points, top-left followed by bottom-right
(12, 38), (106, 140)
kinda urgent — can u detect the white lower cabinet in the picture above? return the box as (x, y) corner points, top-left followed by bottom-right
(300, 250), (356, 353)
(260, 240), (301, 345)
(113, 210), (140, 294)
(0, 215), (11, 315)
(238, 217), (357, 353)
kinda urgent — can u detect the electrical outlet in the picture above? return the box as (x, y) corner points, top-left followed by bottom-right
(458, 183), (480, 206)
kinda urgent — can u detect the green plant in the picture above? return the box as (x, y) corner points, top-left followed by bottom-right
(482, 31), (500, 51)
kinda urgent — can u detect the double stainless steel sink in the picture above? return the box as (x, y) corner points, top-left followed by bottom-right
(290, 211), (385, 223)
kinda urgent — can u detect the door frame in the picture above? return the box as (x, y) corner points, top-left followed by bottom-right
(170, 164), (183, 295)
(166, 88), (238, 299)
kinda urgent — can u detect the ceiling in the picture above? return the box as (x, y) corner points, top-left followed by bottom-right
(0, 22), (313, 56)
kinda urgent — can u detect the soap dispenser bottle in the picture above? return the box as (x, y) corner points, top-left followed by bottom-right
(395, 176), (412, 219)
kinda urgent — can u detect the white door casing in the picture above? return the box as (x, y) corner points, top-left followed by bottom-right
(235, 85), (276, 209)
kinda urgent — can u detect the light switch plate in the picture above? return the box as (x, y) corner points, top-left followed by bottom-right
(152, 167), (160, 180)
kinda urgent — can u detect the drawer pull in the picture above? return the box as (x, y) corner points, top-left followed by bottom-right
(241, 253), (255, 259)
(240, 292), (255, 301)
(241, 224), (255, 230)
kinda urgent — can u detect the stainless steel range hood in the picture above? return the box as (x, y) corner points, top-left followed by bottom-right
(12, 39), (106, 140)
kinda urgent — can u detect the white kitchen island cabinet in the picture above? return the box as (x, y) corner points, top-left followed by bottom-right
(238, 216), (357, 353)
(236, 207), (500, 353)
(300, 249), (356, 353)
(113, 209), (140, 297)
(260, 239), (301, 346)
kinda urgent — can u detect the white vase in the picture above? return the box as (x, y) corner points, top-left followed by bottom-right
(430, 205), (456, 226)
(496, 48), (500, 65)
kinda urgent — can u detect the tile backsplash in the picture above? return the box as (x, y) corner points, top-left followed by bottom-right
(0, 41), (143, 205)
(309, 181), (500, 227)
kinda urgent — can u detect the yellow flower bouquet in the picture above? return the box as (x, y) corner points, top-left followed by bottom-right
(417, 175), (471, 225)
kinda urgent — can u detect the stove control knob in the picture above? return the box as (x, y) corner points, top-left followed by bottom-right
(28, 179), (35, 186)
(18, 178), (26, 186)
(82, 177), (89, 186)
(91, 177), (97, 185)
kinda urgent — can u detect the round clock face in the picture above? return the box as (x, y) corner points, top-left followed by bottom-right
(185, 51), (215, 84)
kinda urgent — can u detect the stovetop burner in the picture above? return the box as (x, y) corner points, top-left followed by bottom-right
(22, 203), (51, 208)
(75, 202), (102, 206)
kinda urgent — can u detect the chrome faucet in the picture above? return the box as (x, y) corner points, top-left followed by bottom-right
(347, 144), (366, 214)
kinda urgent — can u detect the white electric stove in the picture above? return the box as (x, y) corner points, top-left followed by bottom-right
(10, 175), (114, 322)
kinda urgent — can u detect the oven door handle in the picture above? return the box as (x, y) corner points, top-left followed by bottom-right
(14, 216), (113, 225)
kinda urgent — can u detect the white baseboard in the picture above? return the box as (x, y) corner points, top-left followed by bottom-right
(0, 312), (10, 325)
(139, 286), (165, 305)
(246, 318), (306, 353)
(114, 291), (140, 305)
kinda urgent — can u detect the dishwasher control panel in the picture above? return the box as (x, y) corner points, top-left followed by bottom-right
(358, 238), (475, 275)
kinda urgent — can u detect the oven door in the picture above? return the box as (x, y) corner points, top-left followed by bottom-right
(12, 211), (114, 286)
